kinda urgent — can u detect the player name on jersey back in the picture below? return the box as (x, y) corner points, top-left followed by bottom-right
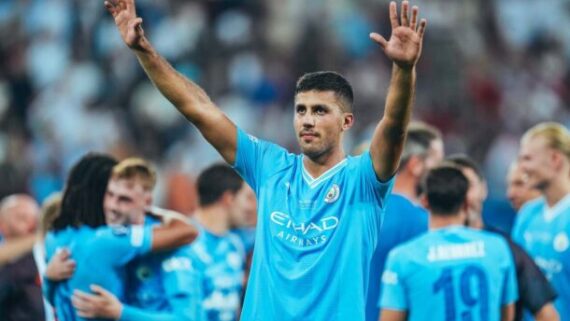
(427, 241), (486, 262)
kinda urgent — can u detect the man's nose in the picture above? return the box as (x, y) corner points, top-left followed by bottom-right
(302, 114), (316, 127)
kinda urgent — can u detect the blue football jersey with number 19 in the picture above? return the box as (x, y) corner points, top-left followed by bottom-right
(380, 226), (518, 321)
(233, 128), (394, 321)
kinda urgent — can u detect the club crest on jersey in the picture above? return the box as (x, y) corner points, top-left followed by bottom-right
(324, 184), (340, 203)
(136, 266), (152, 281)
(553, 232), (569, 252)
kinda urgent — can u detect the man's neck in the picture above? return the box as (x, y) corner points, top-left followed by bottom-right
(429, 213), (465, 230)
(543, 177), (570, 207)
(393, 172), (419, 203)
(303, 148), (346, 178)
(194, 205), (230, 236)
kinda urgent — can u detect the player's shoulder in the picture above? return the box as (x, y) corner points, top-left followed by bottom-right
(345, 152), (370, 169)
(465, 228), (512, 258)
(518, 197), (545, 217)
(239, 128), (292, 155)
(390, 231), (431, 259)
(387, 194), (426, 214)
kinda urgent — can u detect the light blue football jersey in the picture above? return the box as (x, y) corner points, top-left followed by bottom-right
(380, 226), (518, 321)
(121, 215), (203, 321)
(44, 225), (153, 321)
(233, 128), (394, 321)
(366, 193), (428, 321)
(512, 195), (570, 321)
(189, 222), (246, 321)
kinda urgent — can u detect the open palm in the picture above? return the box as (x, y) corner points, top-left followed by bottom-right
(104, 0), (145, 50)
(371, 1), (426, 70)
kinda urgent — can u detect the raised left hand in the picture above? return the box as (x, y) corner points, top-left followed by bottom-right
(370, 1), (427, 70)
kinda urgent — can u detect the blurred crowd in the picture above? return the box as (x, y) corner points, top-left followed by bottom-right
(0, 0), (569, 228)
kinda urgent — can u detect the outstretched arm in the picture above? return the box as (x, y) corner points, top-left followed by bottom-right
(369, 1), (426, 181)
(73, 285), (192, 321)
(104, 0), (237, 164)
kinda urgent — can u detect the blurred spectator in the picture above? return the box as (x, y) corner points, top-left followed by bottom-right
(0, 194), (46, 321)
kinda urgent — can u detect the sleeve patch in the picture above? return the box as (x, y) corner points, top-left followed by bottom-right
(382, 270), (399, 285)
(130, 226), (144, 247)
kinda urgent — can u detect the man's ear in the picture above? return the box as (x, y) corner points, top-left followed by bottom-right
(220, 191), (236, 207)
(145, 193), (153, 206)
(342, 113), (354, 131)
(420, 194), (429, 210)
(407, 155), (425, 178)
(551, 150), (566, 172)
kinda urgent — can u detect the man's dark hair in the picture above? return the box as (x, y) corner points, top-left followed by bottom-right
(197, 163), (244, 207)
(295, 71), (354, 112)
(423, 165), (469, 216)
(52, 153), (118, 231)
(401, 122), (442, 167)
(445, 154), (484, 181)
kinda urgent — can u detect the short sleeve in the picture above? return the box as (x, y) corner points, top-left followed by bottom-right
(233, 128), (290, 193)
(358, 152), (395, 207)
(95, 225), (153, 267)
(501, 243), (519, 305)
(379, 250), (408, 311)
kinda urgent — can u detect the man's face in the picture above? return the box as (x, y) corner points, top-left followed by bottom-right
(518, 136), (556, 191)
(294, 90), (352, 159)
(0, 197), (39, 238)
(103, 178), (151, 225)
(424, 139), (444, 171)
(228, 183), (257, 228)
(461, 167), (487, 220)
(507, 164), (541, 211)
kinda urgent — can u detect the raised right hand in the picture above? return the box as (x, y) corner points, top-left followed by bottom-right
(104, 0), (146, 51)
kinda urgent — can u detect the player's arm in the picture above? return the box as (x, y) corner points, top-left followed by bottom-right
(368, 1), (426, 181)
(149, 209), (198, 251)
(534, 303), (559, 321)
(379, 309), (407, 321)
(73, 285), (190, 321)
(378, 250), (409, 321)
(0, 234), (36, 267)
(500, 303), (515, 321)
(104, 0), (237, 164)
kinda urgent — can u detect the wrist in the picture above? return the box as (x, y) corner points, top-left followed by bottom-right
(392, 63), (415, 73)
(114, 302), (123, 320)
(132, 37), (152, 54)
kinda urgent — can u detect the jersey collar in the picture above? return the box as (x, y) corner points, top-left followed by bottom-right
(544, 193), (570, 222)
(301, 157), (348, 189)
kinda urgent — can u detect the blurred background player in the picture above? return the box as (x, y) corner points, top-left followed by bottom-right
(512, 122), (570, 321)
(365, 121), (444, 321)
(189, 163), (256, 321)
(506, 161), (541, 213)
(104, 0), (426, 319)
(448, 154), (559, 321)
(0, 194), (45, 321)
(44, 153), (198, 321)
(379, 165), (518, 321)
(48, 157), (203, 320)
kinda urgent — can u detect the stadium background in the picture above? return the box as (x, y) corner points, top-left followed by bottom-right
(0, 0), (569, 232)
